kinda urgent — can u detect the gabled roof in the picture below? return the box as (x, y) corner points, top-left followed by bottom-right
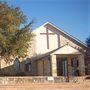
(43, 22), (87, 47)
(33, 22), (87, 47)
(51, 44), (82, 55)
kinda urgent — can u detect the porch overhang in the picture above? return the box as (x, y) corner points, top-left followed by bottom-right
(51, 44), (82, 55)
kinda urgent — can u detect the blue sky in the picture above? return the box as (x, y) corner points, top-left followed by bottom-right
(3, 0), (89, 43)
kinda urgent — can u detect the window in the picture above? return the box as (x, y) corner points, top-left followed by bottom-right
(71, 57), (79, 67)
(13, 58), (20, 73)
(25, 58), (31, 72)
(71, 57), (79, 76)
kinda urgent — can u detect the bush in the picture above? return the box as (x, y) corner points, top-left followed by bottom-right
(16, 72), (26, 76)
(0, 73), (12, 76)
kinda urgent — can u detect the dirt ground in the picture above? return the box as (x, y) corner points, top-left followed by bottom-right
(0, 82), (90, 90)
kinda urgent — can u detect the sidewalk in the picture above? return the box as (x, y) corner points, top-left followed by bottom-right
(0, 83), (90, 90)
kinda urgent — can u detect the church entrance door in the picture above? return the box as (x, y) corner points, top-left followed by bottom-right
(57, 58), (68, 76)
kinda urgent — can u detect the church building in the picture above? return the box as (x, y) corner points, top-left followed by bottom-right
(0, 22), (87, 76)
(28, 22), (87, 76)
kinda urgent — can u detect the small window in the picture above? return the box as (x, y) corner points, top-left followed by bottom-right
(25, 58), (31, 72)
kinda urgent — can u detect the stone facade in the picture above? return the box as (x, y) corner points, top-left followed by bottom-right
(0, 76), (89, 85)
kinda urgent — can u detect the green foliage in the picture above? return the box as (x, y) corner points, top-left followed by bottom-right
(0, 1), (34, 63)
(86, 36), (90, 47)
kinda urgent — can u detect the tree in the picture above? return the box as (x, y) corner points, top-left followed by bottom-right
(0, 1), (33, 63)
(86, 36), (90, 47)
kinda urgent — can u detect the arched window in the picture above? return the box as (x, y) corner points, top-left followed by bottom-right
(13, 58), (20, 73)
(25, 58), (31, 72)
